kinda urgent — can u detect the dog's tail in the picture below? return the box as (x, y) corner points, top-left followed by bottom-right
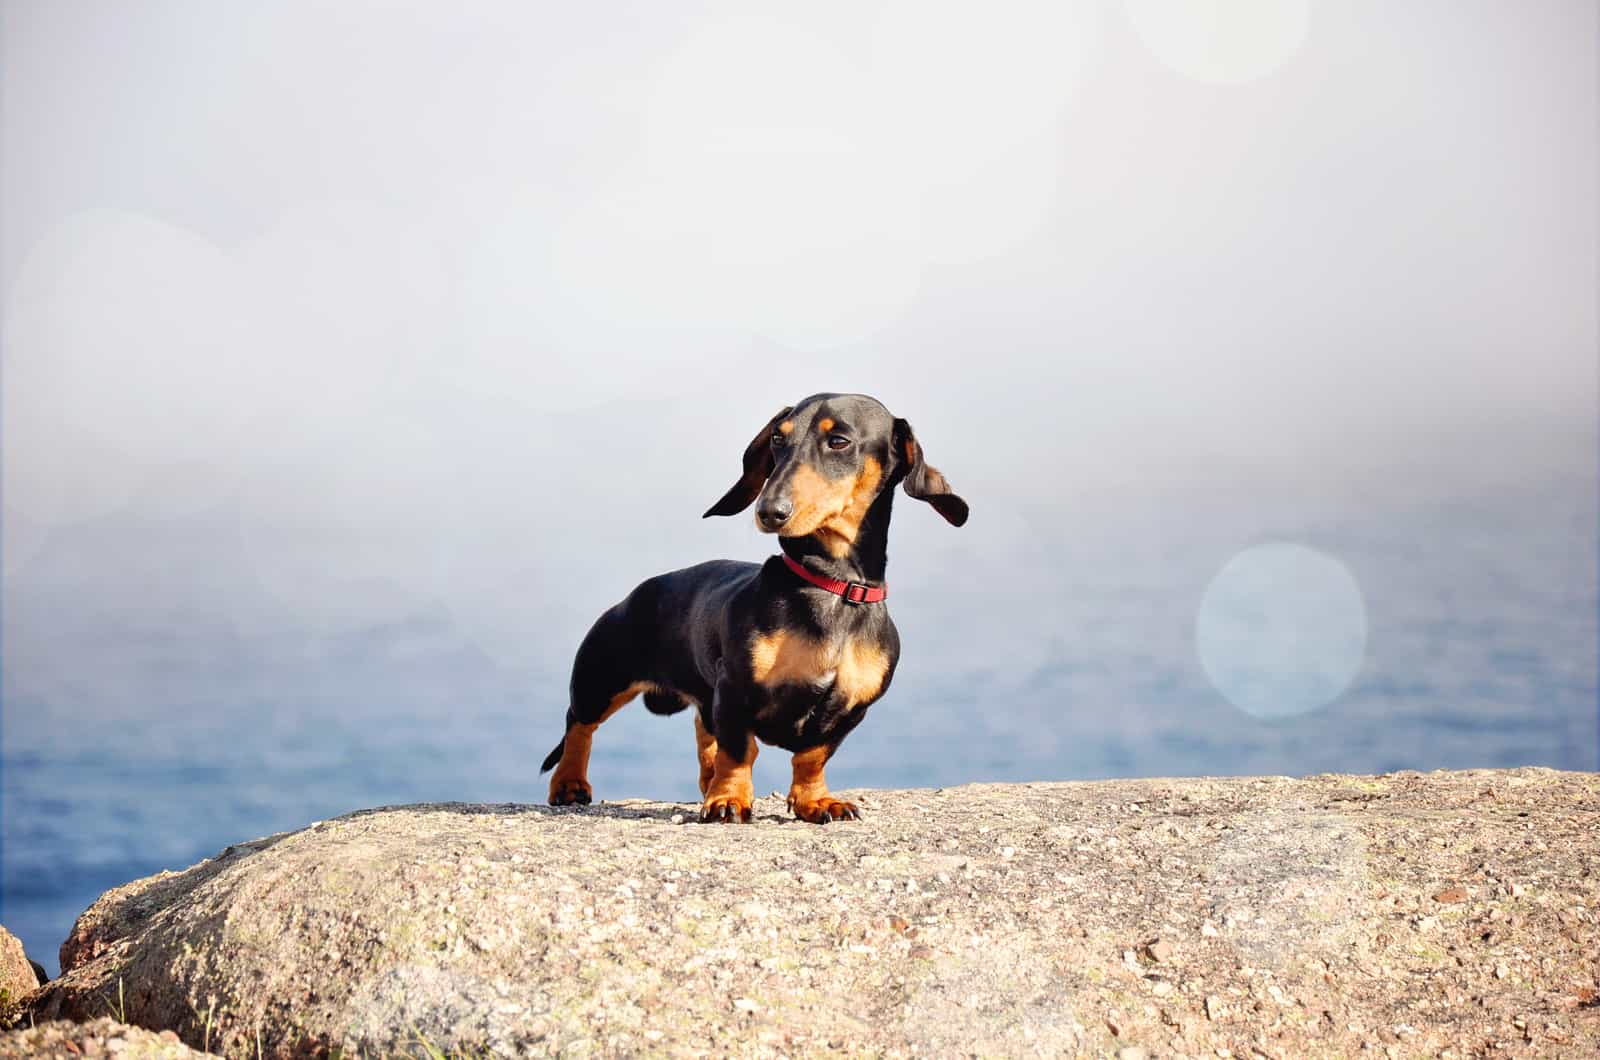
(539, 734), (566, 774)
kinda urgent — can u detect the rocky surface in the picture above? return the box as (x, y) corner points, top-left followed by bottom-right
(0, 1018), (217, 1059)
(0, 927), (40, 1019)
(22, 768), (1600, 1057)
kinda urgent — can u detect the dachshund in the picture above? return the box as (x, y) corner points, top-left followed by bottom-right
(539, 393), (967, 823)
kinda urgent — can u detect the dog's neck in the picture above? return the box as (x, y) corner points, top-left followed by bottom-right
(777, 488), (895, 588)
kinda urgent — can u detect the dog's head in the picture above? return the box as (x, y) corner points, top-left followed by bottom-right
(703, 393), (968, 555)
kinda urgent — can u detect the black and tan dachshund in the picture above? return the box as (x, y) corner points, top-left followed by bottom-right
(539, 393), (967, 823)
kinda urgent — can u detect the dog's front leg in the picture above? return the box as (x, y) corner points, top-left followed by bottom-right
(787, 744), (861, 824)
(700, 677), (758, 823)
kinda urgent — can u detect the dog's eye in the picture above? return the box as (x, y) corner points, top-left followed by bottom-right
(771, 432), (787, 449)
(826, 435), (852, 451)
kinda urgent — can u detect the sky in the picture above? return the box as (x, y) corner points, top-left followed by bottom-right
(1, 0), (1595, 728)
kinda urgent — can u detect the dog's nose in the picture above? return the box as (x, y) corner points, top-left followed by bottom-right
(757, 498), (793, 531)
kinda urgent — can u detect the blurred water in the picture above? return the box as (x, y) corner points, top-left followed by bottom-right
(3, 479), (1595, 977)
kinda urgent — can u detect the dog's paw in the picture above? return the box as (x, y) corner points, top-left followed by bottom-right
(700, 794), (753, 823)
(789, 796), (861, 824)
(549, 777), (593, 806)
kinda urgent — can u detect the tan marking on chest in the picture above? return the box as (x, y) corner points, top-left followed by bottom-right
(749, 631), (889, 708)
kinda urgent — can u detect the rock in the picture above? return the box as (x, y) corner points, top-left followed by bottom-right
(28, 961), (48, 987)
(0, 1018), (216, 1058)
(23, 768), (1600, 1058)
(1434, 886), (1468, 904)
(0, 927), (37, 1015)
(1140, 937), (1175, 963)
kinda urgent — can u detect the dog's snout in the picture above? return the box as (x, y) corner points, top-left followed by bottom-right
(757, 497), (793, 531)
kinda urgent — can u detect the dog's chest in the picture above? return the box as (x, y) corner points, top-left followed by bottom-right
(747, 629), (889, 709)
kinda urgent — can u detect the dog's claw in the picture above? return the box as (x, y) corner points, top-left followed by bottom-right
(790, 798), (861, 824)
(549, 778), (593, 807)
(700, 796), (752, 823)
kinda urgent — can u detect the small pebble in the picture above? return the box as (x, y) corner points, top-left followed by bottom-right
(1142, 937), (1175, 963)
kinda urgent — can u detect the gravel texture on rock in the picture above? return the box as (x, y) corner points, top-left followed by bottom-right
(0, 1018), (217, 1059)
(23, 768), (1600, 1058)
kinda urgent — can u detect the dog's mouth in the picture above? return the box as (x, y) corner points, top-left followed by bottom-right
(753, 504), (843, 538)
(776, 509), (843, 538)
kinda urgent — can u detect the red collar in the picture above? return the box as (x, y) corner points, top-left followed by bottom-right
(781, 554), (887, 604)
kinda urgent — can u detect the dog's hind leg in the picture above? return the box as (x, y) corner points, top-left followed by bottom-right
(542, 681), (652, 805)
(542, 600), (662, 805)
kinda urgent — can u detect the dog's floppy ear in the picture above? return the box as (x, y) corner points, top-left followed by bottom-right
(893, 418), (969, 527)
(703, 406), (795, 518)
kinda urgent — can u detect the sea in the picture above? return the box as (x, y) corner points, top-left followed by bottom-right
(3, 476), (1595, 978)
